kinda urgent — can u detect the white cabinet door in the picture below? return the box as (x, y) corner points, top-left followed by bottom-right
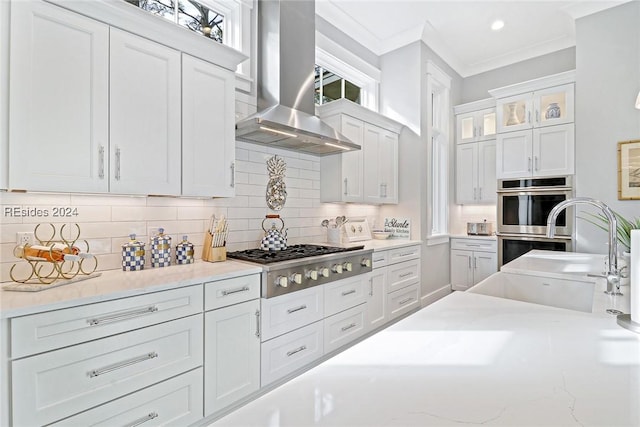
(363, 124), (398, 204)
(456, 142), (478, 204)
(379, 129), (399, 203)
(496, 129), (532, 179)
(9, 1), (109, 192)
(533, 83), (574, 128)
(110, 28), (181, 195)
(367, 268), (387, 331)
(496, 94), (533, 133)
(533, 124), (575, 177)
(204, 300), (260, 416)
(456, 108), (496, 144)
(182, 54), (235, 197)
(478, 140), (497, 203)
(451, 249), (472, 291)
(474, 252), (498, 284)
(340, 115), (365, 201)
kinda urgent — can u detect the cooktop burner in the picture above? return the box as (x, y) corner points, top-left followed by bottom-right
(227, 244), (365, 264)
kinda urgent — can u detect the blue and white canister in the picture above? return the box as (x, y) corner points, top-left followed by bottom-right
(122, 234), (145, 271)
(150, 228), (172, 268)
(176, 235), (194, 264)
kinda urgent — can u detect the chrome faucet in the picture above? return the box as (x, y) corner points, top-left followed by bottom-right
(546, 197), (622, 295)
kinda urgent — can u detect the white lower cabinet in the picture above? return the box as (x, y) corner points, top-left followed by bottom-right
(12, 315), (203, 426)
(366, 266), (388, 332)
(324, 303), (367, 354)
(51, 368), (203, 427)
(260, 321), (324, 386)
(387, 284), (420, 320)
(450, 238), (498, 291)
(204, 299), (260, 416)
(260, 286), (324, 341)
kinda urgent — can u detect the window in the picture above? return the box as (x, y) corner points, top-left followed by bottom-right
(124, 0), (225, 44)
(426, 61), (452, 242)
(314, 65), (362, 106)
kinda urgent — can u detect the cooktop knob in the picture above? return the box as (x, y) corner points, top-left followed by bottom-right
(275, 276), (288, 288)
(290, 273), (303, 285)
(342, 261), (353, 272)
(307, 270), (319, 280)
(332, 264), (343, 274)
(361, 258), (372, 268)
(320, 267), (330, 278)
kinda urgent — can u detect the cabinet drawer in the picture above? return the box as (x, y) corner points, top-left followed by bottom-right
(388, 245), (421, 264)
(12, 315), (203, 427)
(387, 284), (420, 321)
(51, 368), (203, 427)
(387, 259), (420, 292)
(204, 274), (260, 311)
(260, 286), (323, 341)
(372, 250), (388, 268)
(451, 238), (497, 252)
(324, 303), (367, 354)
(261, 321), (323, 386)
(324, 275), (368, 317)
(11, 285), (203, 358)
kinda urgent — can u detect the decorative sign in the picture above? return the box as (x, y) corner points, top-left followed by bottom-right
(383, 217), (410, 239)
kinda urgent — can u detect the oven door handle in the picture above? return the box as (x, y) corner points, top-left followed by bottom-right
(497, 187), (573, 194)
(496, 232), (573, 241)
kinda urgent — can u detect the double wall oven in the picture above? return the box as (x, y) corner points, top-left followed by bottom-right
(497, 176), (575, 267)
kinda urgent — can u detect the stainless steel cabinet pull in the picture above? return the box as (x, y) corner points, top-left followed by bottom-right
(399, 297), (413, 305)
(98, 145), (105, 179)
(87, 306), (158, 326)
(287, 304), (307, 314)
(479, 188), (482, 200)
(255, 309), (260, 338)
(344, 178), (348, 195)
(286, 345), (307, 357)
(474, 258), (478, 269)
(230, 162), (235, 188)
(341, 289), (356, 296)
(88, 352), (158, 378)
(466, 243), (482, 247)
(399, 252), (414, 257)
(341, 322), (357, 332)
(536, 110), (540, 124)
(527, 111), (531, 124)
(399, 272), (413, 278)
(473, 126), (477, 138)
(479, 125), (483, 136)
(369, 278), (373, 296)
(115, 147), (121, 181)
(124, 412), (159, 427)
(528, 157), (532, 172)
(534, 156), (539, 171)
(221, 286), (249, 296)
(468, 257), (472, 269)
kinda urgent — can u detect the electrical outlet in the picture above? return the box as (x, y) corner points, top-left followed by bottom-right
(16, 232), (35, 246)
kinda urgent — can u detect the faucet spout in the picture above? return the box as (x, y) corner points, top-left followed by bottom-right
(546, 197), (621, 295)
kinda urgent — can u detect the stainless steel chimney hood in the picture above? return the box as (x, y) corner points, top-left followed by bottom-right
(235, 0), (360, 155)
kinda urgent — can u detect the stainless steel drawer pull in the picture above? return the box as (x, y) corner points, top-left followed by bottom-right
(230, 162), (235, 188)
(286, 345), (307, 357)
(115, 147), (122, 181)
(399, 272), (413, 278)
(221, 286), (250, 296)
(465, 243), (482, 247)
(98, 145), (105, 179)
(398, 252), (414, 257)
(88, 352), (158, 378)
(341, 322), (357, 332)
(124, 412), (159, 427)
(399, 297), (413, 305)
(287, 304), (307, 314)
(341, 289), (356, 296)
(374, 257), (385, 263)
(87, 306), (159, 326)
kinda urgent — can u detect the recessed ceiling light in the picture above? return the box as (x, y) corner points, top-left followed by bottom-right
(491, 20), (505, 31)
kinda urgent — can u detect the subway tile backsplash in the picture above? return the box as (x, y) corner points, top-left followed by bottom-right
(0, 141), (379, 282)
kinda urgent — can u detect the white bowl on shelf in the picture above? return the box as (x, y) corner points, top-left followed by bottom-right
(372, 231), (392, 240)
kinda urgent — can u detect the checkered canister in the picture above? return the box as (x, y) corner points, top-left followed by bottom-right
(176, 235), (194, 264)
(150, 228), (172, 268)
(122, 234), (145, 271)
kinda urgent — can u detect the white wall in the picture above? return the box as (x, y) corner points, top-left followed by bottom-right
(575, 1), (640, 254)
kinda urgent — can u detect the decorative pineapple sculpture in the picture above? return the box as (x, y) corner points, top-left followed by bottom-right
(266, 155), (287, 211)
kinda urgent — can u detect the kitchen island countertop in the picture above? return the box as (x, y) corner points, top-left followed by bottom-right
(210, 253), (640, 427)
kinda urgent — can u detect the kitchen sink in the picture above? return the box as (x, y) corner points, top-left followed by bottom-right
(468, 271), (595, 313)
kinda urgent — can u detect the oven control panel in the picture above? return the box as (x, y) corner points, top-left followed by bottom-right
(263, 252), (373, 298)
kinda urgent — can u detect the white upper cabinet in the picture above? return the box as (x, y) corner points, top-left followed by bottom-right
(490, 71), (575, 179)
(9, 1), (109, 192)
(456, 107), (496, 144)
(110, 28), (181, 195)
(182, 54), (236, 197)
(318, 99), (402, 204)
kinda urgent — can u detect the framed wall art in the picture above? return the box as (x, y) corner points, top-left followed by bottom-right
(618, 139), (640, 200)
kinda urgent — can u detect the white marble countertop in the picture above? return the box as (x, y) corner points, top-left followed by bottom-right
(211, 253), (640, 427)
(0, 260), (262, 318)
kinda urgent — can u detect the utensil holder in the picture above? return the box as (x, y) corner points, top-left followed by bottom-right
(202, 231), (226, 262)
(327, 227), (341, 245)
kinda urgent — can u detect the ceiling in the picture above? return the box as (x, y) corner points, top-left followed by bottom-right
(315, 0), (630, 77)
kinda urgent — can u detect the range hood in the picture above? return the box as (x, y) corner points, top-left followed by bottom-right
(235, 0), (360, 155)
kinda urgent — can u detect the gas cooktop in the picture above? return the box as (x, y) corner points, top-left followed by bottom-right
(227, 244), (365, 264)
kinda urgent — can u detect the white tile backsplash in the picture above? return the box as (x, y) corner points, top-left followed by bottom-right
(1, 145), (381, 282)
